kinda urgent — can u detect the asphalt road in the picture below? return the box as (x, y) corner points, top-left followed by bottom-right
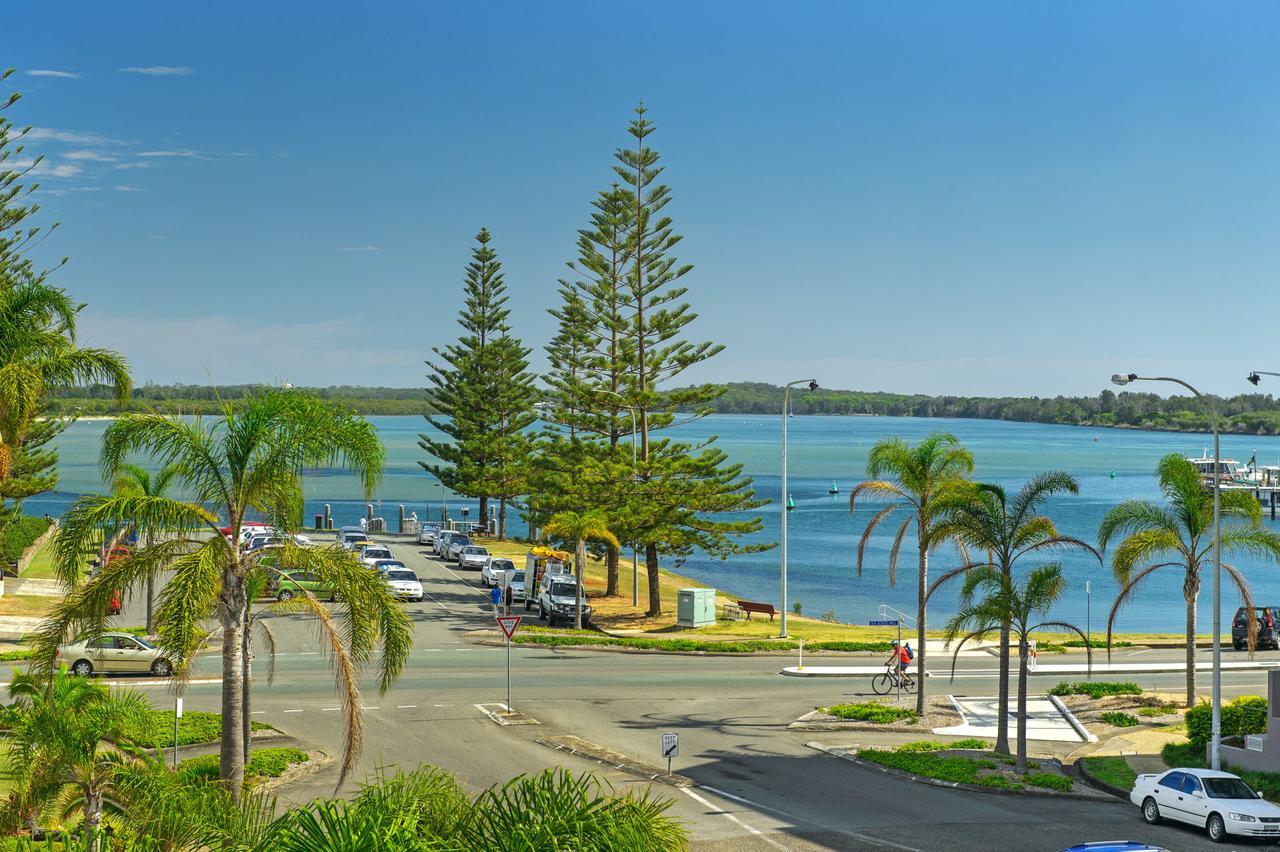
(120, 537), (1280, 851)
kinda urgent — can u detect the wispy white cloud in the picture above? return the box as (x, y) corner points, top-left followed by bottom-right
(119, 66), (194, 76)
(114, 185), (145, 192)
(23, 127), (123, 146)
(26, 69), (81, 79)
(64, 149), (119, 162)
(338, 246), (379, 252)
(11, 158), (83, 179)
(137, 149), (212, 161)
(113, 162), (151, 170)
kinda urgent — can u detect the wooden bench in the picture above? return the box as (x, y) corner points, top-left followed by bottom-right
(738, 600), (778, 621)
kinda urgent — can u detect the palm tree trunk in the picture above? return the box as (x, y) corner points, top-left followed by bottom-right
(219, 571), (247, 800)
(145, 571), (155, 634)
(242, 611), (253, 767)
(605, 543), (620, 598)
(915, 523), (928, 716)
(996, 617), (1011, 756)
(82, 784), (103, 841)
(575, 540), (586, 630)
(645, 543), (661, 616)
(1016, 636), (1029, 773)
(1186, 590), (1198, 708)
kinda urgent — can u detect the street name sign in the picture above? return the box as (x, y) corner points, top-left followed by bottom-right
(868, 619), (899, 626)
(496, 615), (522, 640)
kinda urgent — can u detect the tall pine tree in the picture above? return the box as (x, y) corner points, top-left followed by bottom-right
(421, 228), (534, 532)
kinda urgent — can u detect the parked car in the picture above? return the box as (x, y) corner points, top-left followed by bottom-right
(503, 569), (526, 603)
(458, 544), (488, 570)
(1056, 844), (1169, 852)
(359, 544), (394, 565)
(1232, 606), (1280, 650)
(275, 571), (338, 602)
(340, 530), (369, 551)
(56, 632), (174, 677)
(416, 524), (441, 545)
(1131, 767), (1280, 841)
(370, 559), (407, 574)
(447, 536), (473, 563)
(434, 531), (456, 558)
(382, 568), (423, 602)
(481, 557), (515, 587)
(538, 576), (589, 627)
(247, 531), (312, 552)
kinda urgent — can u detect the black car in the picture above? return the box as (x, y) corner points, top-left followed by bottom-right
(1232, 606), (1280, 650)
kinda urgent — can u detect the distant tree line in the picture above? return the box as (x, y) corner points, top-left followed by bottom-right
(46, 381), (1280, 434)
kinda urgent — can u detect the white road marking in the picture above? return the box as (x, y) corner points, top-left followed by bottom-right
(0, 677), (223, 690)
(251, 711), (266, 715)
(282, 709), (303, 714)
(422, 593), (451, 612)
(297, 652), (319, 656)
(433, 704), (450, 707)
(321, 707), (339, 712)
(362, 706), (379, 711)
(1127, 649), (1152, 656)
(679, 786), (787, 850)
(396, 704), (417, 709)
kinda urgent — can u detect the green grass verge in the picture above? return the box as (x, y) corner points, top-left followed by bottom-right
(825, 702), (918, 724)
(857, 749), (997, 784)
(893, 738), (988, 752)
(179, 747), (309, 784)
(511, 633), (892, 653)
(1100, 711), (1140, 728)
(1062, 639), (1133, 648)
(1048, 681), (1142, 699)
(1082, 755), (1137, 791)
(123, 710), (272, 749)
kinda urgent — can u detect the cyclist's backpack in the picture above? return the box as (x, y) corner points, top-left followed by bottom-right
(905, 643), (914, 661)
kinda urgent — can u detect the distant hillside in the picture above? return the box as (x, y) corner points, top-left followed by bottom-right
(48, 382), (1280, 434)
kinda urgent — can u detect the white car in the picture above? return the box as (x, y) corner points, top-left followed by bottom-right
(481, 557), (516, 587)
(1131, 767), (1280, 842)
(416, 525), (440, 545)
(503, 569), (526, 602)
(359, 545), (394, 565)
(381, 568), (423, 602)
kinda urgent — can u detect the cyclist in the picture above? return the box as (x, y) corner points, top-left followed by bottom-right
(884, 640), (913, 686)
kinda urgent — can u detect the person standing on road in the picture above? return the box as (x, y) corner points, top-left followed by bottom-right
(490, 584), (502, 614)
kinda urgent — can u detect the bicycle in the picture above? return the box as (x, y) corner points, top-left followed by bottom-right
(871, 662), (917, 695)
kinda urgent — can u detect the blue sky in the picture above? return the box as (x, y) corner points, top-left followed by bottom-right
(12, 3), (1280, 396)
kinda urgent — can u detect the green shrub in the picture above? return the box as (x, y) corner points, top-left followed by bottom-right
(857, 749), (995, 783)
(977, 775), (1015, 788)
(1186, 695), (1267, 746)
(1048, 681), (1141, 699)
(893, 738), (987, 752)
(807, 641), (894, 652)
(825, 702), (917, 724)
(124, 710), (270, 748)
(0, 649), (33, 662)
(1026, 772), (1073, 791)
(1161, 740), (1206, 768)
(1100, 711), (1140, 727)
(1, 515), (51, 565)
(1138, 704), (1177, 718)
(180, 747), (308, 784)
(511, 634), (893, 654)
(1063, 639), (1132, 648)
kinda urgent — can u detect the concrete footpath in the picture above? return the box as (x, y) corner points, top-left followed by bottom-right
(782, 659), (1280, 677)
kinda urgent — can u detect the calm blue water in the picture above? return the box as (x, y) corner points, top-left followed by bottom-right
(26, 415), (1280, 632)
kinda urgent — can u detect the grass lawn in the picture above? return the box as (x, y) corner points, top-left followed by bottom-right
(1083, 755), (1137, 790)
(18, 536), (91, 581)
(0, 595), (54, 618)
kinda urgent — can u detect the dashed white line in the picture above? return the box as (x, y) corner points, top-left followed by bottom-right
(679, 787), (786, 850)
(396, 704), (418, 709)
(297, 652), (319, 656)
(282, 709), (303, 714)
(251, 711), (266, 715)
(422, 593), (451, 612)
(320, 707), (339, 712)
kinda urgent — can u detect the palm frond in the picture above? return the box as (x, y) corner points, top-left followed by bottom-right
(854, 505), (897, 578)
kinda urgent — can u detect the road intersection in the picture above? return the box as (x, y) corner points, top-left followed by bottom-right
(116, 536), (1278, 850)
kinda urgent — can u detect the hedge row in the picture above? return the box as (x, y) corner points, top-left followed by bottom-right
(1186, 696), (1268, 747)
(511, 634), (893, 653)
(1048, 681), (1141, 699)
(1, 515), (51, 565)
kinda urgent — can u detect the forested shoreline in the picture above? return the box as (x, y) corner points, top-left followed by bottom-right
(48, 381), (1280, 434)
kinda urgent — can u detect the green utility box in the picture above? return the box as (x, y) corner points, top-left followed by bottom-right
(677, 587), (717, 628)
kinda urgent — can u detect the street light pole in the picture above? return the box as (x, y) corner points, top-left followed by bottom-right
(1112, 372), (1222, 769)
(780, 379), (818, 640)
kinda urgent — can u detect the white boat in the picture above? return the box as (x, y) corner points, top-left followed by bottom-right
(1187, 452), (1261, 487)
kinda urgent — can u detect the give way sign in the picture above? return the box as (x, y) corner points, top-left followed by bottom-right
(496, 615), (522, 640)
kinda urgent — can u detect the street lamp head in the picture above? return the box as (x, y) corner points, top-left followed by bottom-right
(807, 380), (819, 392)
(1111, 373), (1137, 387)
(1248, 372), (1262, 386)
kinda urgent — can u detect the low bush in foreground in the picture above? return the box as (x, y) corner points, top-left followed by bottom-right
(1083, 755), (1137, 791)
(857, 749), (996, 784)
(1100, 711), (1140, 727)
(179, 747), (309, 784)
(1048, 681), (1141, 699)
(1026, 772), (1073, 791)
(825, 702), (917, 724)
(893, 738), (988, 752)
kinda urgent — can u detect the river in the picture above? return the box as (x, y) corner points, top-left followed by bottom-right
(24, 414), (1280, 633)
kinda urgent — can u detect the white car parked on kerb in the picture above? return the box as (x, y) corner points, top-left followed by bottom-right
(481, 557), (516, 588)
(1131, 767), (1280, 842)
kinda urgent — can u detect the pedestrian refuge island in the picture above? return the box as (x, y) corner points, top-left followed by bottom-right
(1220, 670), (1280, 772)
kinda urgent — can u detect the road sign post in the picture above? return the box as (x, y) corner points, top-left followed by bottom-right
(173, 697), (184, 768)
(661, 732), (679, 775)
(496, 615), (522, 712)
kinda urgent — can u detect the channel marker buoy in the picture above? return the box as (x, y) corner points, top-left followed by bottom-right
(786, 494), (796, 511)
(829, 481), (839, 494)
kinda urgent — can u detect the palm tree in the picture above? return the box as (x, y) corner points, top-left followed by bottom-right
(3, 667), (154, 837)
(850, 433), (974, 715)
(0, 278), (130, 485)
(111, 462), (182, 633)
(32, 390), (412, 800)
(927, 473), (1094, 755)
(543, 510), (618, 629)
(1099, 453), (1280, 708)
(944, 564), (1090, 773)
